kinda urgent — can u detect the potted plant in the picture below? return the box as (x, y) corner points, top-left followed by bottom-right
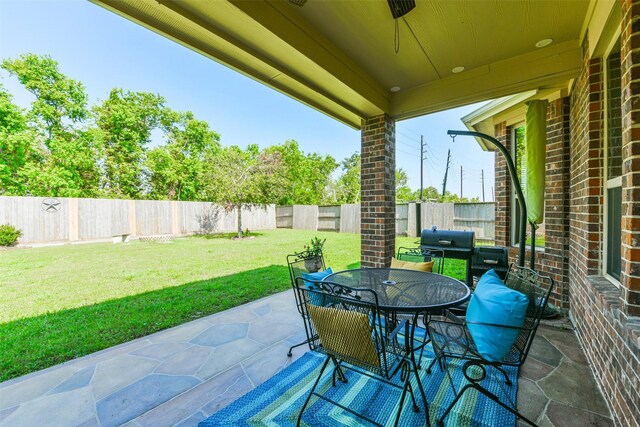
(303, 237), (325, 272)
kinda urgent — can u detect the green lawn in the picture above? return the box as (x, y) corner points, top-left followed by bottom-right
(0, 229), (464, 381)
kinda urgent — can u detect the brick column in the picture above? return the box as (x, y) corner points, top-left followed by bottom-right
(494, 122), (511, 247)
(620, 0), (640, 317)
(361, 114), (395, 268)
(543, 98), (571, 308)
(570, 55), (603, 279)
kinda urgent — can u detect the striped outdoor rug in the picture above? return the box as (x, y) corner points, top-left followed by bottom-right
(199, 346), (518, 426)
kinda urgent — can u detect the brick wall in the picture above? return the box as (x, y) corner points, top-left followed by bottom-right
(539, 98), (572, 308)
(494, 122), (511, 247)
(360, 114), (395, 268)
(473, 13), (640, 426)
(567, 20), (640, 425)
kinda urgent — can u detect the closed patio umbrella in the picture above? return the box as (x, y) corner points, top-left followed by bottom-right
(525, 100), (548, 269)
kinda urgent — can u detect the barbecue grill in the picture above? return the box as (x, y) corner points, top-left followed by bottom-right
(420, 226), (475, 287)
(471, 246), (510, 280)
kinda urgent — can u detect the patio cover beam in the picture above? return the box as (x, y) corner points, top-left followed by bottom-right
(392, 41), (582, 120)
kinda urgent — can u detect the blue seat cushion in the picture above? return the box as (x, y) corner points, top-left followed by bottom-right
(302, 268), (333, 306)
(466, 269), (529, 362)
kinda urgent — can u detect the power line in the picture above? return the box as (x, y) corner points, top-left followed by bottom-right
(396, 124), (421, 138)
(396, 129), (421, 143)
(396, 139), (421, 152)
(397, 147), (418, 157)
(423, 143), (443, 162)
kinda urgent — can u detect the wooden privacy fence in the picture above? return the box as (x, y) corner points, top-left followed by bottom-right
(0, 196), (495, 245)
(0, 196), (276, 245)
(276, 202), (495, 241)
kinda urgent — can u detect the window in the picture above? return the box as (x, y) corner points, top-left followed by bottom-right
(511, 125), (545, 249)
(604, 36), (622, 283)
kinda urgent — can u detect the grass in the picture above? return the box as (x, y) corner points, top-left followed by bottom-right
(0, 229), (465, 381)
(525, 236), (546, 248)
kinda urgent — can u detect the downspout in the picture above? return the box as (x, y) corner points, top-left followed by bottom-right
(447, 130), (527, 268)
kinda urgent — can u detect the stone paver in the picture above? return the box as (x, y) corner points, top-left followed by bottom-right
(0, 292), (613, 427)
(91, 355), (159, 400)
(130, 342), (192, 361)
(48, 366), (95, 395)
(96, 375), (200, 427)
(518, 323), (613, 425)
(191, 322), (249, 347)
(155, 345), (212, 376)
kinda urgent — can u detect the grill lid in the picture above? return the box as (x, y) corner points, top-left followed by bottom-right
(420, 226), (475, 249)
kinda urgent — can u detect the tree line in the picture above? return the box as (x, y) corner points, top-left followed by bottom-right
(0, 53), (475, 208)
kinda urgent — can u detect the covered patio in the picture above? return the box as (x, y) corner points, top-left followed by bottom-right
(0, 291), (611, 426)
(6, 0), (637, 424)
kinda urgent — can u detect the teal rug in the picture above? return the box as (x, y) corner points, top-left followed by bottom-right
(199, 345), (518, 426)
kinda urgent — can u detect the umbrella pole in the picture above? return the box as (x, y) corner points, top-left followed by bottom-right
(530, 222), (536, 270)
(447, 130), (527, 268)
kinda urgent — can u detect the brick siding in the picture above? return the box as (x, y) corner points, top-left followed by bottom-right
(568, 18), (640, 425)
(360, 114), (396, 268)
(494, 122), (511, 247)
(492, 21), (640, 424)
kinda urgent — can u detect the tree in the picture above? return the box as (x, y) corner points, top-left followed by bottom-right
(0, 85), (36, 195)
(146, 111), (221, 200)
(420, 186), (442, 201)
(1, 54), (88, 139)
(1, 54), (100, 197)
(201, 145), (285, 238)
(395, 168), (416, 202)
(441, 191), (480, 203)
(266, 140), (337, 205)
(93, 88), (166, 198)
(335, 152), (360, 203)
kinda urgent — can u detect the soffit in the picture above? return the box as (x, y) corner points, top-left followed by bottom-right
(91, 0), (591, 129)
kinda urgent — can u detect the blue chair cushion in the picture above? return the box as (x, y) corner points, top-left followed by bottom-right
(302, 268), (333, 306)
(466, 269), (529, 362)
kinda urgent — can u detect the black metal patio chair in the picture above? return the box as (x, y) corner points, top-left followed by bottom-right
(396, 246), (445, 275)
(294, 277), (430, 427)
(426, 264), (554, 427)
(286, 250), (326, 357)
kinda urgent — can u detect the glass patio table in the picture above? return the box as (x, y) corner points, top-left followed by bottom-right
(323, 268), (471, 368)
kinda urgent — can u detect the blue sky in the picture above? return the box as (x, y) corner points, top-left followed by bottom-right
(0, 0), (495, 200)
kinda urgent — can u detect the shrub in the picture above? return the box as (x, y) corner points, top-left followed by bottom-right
(0, 224), (22, 246)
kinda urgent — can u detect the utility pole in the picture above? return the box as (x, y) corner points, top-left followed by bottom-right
(419, 135), (425, 201)
(491, 186), (494, 202)
(442, 149), (451, 197)
(481, 169), (485, 202)
(460, 165), (463, 198)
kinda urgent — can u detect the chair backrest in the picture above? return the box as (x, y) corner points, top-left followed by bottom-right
(501, 264), (554, 365)
(287, 250), (326, 285)
(287, 250), (326, 314)
(295, 277), (404, 378)
(396, 246), (445, 274)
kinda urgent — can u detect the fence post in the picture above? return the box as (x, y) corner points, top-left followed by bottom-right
(68, 197), (79, 242)
(129, 199), (137, 237)
(407, 202), (416, 237)
(171, 201), (179, 236)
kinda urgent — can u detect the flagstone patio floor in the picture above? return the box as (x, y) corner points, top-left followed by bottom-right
(0, 291), (613, 427)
